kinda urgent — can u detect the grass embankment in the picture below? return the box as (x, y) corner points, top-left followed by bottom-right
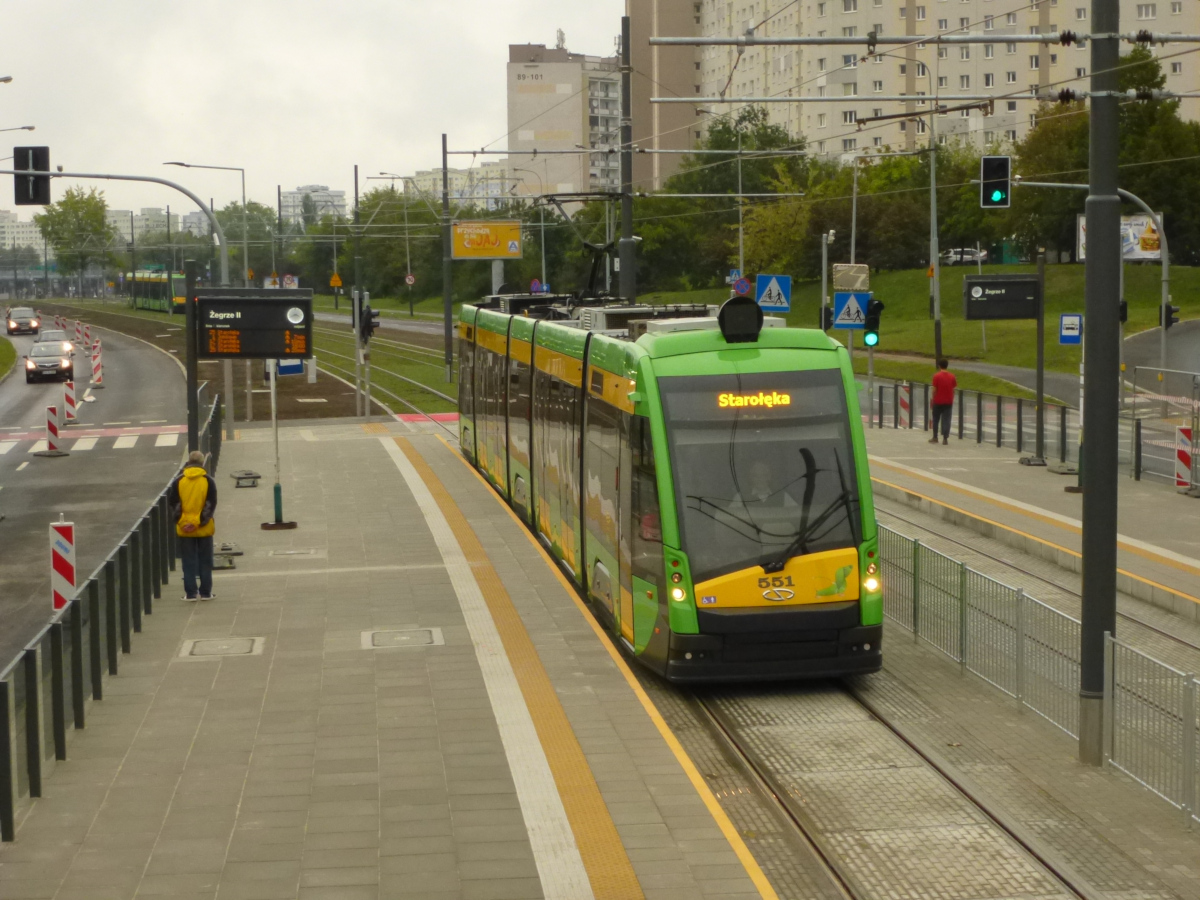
(0, 336), (15, 381)
(849, 357), (1037, 400)
(312, 292), (457, 321)
(38, 300), (454, 418)
(643, 263), (1200, 375)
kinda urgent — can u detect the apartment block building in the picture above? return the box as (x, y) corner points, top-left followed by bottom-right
(280, 185), (348, 226)
(507, 42), (621, 198)
(634, 0), (1198, 164)
(0, 210), (47, 252)
(107, 208), (181, 243)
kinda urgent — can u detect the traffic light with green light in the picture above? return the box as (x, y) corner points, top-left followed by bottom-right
(980, 156), (1011, 209)
(864, 298), (884, 346)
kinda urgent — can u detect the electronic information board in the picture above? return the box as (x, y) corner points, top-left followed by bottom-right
(195, 289), (313, 360)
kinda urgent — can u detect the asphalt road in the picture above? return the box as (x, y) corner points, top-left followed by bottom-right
(0, 325), (187, 664)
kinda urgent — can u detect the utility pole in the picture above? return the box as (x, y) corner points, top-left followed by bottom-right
(1078, 0), (1121, 767)
(929, 114), (943, 360)
(184, 260), (199, 452)
(618, 15), (636, 301)
(851, 164), (858, 264)
(442, 134), (453, 382)
(737, 127), (745, 275)
(353, 165), (364, 414)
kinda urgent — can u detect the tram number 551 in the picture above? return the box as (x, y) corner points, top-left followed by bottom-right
(758, 576), (795, 588)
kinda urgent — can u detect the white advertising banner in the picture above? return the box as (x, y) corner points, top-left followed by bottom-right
(1077, 213), (1164, 261)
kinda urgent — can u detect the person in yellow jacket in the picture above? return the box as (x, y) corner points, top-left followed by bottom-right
(169, 451), (218, 601)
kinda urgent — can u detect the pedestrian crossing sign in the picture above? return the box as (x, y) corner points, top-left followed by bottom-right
(833, 291), (869, 329)
(755, 274), (792, 312)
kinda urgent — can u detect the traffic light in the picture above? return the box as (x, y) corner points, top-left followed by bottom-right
(819, 306), (834, 330)
(1161, 302), (1180, 330)
(980, 155), (1011, 209)
(13, 146), (50, 206)
(863, 298), (885, 346)
(360, 304), (380, 342)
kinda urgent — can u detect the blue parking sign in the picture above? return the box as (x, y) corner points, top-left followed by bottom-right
(755, 274), (792, 312)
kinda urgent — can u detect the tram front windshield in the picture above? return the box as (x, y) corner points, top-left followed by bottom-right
(659, 369), (861, 584)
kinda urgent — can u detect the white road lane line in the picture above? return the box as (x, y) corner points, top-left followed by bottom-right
(142, 420), (168, 424)
(154, 433), (178, 447)
(16, 462), (28, 471)
(113, 435), (138, 449)
(378, 437), (594, 900)
(72, 437), (98, 451)
(103, 422), (131, 426)
(0, 442), (17, 455)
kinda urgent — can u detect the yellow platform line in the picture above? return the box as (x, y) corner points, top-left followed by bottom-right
(872, 475), (1200, 609)
(397, 438), (643, 900)
(869, 457), (1200, 583)
(434, 434), (782, 900)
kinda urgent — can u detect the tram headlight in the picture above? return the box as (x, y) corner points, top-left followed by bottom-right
(866, 563), (877, 575)
(671, 572), (682, 584)
(671, 587), (686, 602)
(863, 576), (880, 593)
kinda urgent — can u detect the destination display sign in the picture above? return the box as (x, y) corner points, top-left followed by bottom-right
(962, 274), (1041, 321)
(195, 289), (314, 359)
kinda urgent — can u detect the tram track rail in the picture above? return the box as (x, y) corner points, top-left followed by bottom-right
(873, 500), (1200, 658)
(314, 356), (457, 437)
(689, 685), (1103, 900)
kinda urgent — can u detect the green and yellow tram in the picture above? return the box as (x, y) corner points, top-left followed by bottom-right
(127, 271), (187, 314)
(458, 295), (882, 682)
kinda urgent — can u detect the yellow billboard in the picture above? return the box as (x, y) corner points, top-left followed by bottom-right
(452, 220), (523, 260)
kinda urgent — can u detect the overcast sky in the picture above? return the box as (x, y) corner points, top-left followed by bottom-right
(1, 0), (622, 219)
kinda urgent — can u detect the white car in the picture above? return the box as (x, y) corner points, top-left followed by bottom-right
(941, 248), (988, 265)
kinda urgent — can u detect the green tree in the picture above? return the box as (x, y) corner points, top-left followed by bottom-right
(216, 201), (281, 282)
(34, 187), (117, 294)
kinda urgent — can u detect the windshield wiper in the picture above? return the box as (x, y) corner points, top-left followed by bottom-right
(761, 449), (858, 573)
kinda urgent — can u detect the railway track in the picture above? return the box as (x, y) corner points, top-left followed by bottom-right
(688, 684), (1103, 900)
(873, 499), (1200, 663)
(314, 356), (457, 437)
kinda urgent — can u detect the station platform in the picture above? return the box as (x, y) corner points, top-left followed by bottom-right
(2, 416), (1198, 900)
(0, 418), (766, 900)
(864, 422), (1200, 620)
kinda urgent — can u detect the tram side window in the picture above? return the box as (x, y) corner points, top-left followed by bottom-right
(458, 335), (474, 416)
(508, 357), (531, 468)
(584, 398), (620, 567)
(630, 416), (664, 585)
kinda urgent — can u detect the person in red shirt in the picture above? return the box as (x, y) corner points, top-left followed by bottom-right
(930, 359), (957, 445)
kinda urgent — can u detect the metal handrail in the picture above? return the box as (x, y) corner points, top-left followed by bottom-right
(0, 399), (221, 840)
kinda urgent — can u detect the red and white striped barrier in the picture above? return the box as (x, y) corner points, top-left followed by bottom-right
(33, 405), (69, 457)
(83, 323), (92, 347)
(899, 383), (912, 429)
(1177, 426), (1194, 489)
(50, 517), (76, 611)
(63, 380), (77, 423)
(91, 340), (104, 387)
(74, 320), (82, 345)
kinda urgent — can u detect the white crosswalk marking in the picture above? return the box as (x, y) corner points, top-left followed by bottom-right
(0, 441), (16, 455)
(29, 441), (47, 453)
(72, 437), (98, 451)
(113, 435), (138, 449)
(155, 433), (179, 448)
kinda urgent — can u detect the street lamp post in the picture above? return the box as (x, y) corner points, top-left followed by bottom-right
(511, 167), (547, 287)
(380, 173), (416, 316)
(164, 161), (244, 436)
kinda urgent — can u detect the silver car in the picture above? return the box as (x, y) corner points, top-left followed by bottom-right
(6, 307), (40, 335)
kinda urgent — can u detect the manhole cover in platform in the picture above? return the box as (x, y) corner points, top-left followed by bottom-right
(362, 628), (444, 649)
(179, 637), (265, 658)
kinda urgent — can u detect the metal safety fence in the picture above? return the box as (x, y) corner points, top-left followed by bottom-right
(1126, 367), (1199, 491)
(880, 523), (1199, 825)
(0, 399), (221, 841)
